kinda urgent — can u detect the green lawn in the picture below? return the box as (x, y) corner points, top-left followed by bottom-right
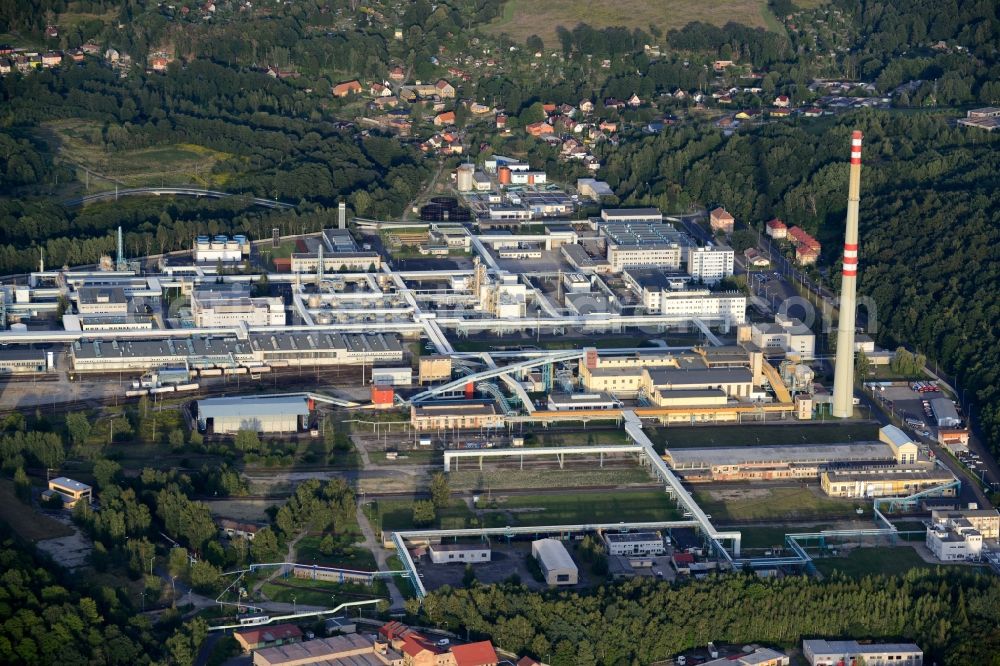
(693, 485), (862, 521)
(737, 525), (832, 550)
(813, 547), (945, 579)
(649, 423), (879, 450)
(524, 429), (631, 447)
(448, 467), (655, 491)
(376, 499), (473, 531)
(481, 490), (681, 527)
(295, 534), (375, 570)
(260, 578), (382, 607)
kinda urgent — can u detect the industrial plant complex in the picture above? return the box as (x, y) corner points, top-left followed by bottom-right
(1, 130), (996, 660)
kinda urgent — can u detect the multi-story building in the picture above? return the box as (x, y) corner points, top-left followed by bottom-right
(931, 508), (999, 539)
(687, 245), (734, 284)
(709, 207), (735, 233)
(820, 467), (956, 499)
(748, 314), (815, 359)
(802, 640), (922, 666)
(604, 532), (665, 556)
(191, 289), (285, 327)
(622, 269), (746, 323)
(926, 511), (987, 561)
(77, 286), (129, 315)
(410, 401), (504, 431)
(765, 218), (787, 239)
(600, 207), (662, 224)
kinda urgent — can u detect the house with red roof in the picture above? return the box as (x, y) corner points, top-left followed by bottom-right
(434, 111), (456, 127)
(765, 218), (787, 239)
(332, 80), (363, 97)
(451, 641), (498, 666)
(525, 121), (553, 137)
(709, 207), (735, 234)
(773, 94), (791, 107)
(517, 658), (542, 666)
(233, 623), (302, 652)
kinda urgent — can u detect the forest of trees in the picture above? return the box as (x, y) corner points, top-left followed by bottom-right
(418, 570), (1000, 666)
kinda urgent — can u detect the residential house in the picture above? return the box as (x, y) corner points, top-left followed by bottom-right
(370, 82), (392, 97)
(709, 207), (735, 234)
(802, 107), (824, 117)
(735, 109), (761, 120)
(718, 94), (733, 104)
(495, 114), (507, 130)
(389, 65), (405, 81)
(372, 96), (399, 109)
(765, 218), (787, 239)
(45, 25), (59, 39)
(769, 107), (792, 117)
(713, 59), (735, 71)
(0, 60), (10, 74)
(434, 111), (456, 126)
(80, 42), (101, 56)
(150, 56), (169, 72)
(773, 94), (791, 107)
(267, 66), (298, 79)
(541, 103), (557, 114)
(435, 79), (456, 98)
(332, 80), (363, 97)
(525, 121), (553, 136)
(68, 48), (85, 62)
(451, 642), (499, 666)
(627, 93), (642, 108)
(218, 518), (260, 541)
(468, 102), (491, 114)
(599, 120), (618, 132)
(579, 99), (594, 113)
(41, 52), (62, 67)
(673, 89), (688, 100)
(603, 97), (625, 110)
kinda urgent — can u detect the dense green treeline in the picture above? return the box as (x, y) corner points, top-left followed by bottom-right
(418, 571), (1000, 666)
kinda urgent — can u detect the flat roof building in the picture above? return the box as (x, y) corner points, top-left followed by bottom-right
(604, 531), (665, 556)
(802, 640), (922, 666)
(926, 511), (986, 561)
(531, 538), (578, 586)
(687, 245), (734, 284)
(43, 477), (92, 508)
(253, 633), (403, 666)
(191, 289), (286, 327)
(234, 624), (303, 652)
(77, 286), (128, 315)
(821, 467), (956, 499)
(198, 395), (311, 434)
(410, 400), (504, 432)
(428, 542), (492, 564)
(749, 314), (815, 360)
(600, 208), (662, 223)
(70, 332), (403, 373)
(930, 397), (961, 427)
(547, 391), (619, 411)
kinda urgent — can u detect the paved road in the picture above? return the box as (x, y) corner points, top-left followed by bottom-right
(63, 187), (296, 210)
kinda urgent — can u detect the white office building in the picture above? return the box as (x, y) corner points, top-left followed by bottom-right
(687, 245), (734, 284)
(428, 543), (492, 564)
(191, 290), (286, 327)
(925, 510), (994, 561)
(604, 532), (665, 557)
(749, 314), (816, 359)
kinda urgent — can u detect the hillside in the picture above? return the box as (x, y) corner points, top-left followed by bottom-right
(485, 0), (794, 46)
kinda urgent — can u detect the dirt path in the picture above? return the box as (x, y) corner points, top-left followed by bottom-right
(253, 529), (307, 598)
(355, 505), (405, 610)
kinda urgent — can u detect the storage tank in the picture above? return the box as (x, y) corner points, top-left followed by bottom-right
(456, 164), (474, 192)
(498, 166), (511, 185)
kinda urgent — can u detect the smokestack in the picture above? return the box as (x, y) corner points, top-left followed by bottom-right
(831, 130), (863, 418)
(338, 202), (346, 229)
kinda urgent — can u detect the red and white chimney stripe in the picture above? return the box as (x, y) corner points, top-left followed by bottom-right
(850, 130), (863, 165)
(842, 242), (858, 277)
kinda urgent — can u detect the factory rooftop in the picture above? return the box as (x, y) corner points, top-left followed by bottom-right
(70, 332), (402, 360)
(600, 221), (691, 247)
(646, 366), (753, 386)
(197, 395), (311, 419)
(664, 442), (896, 469)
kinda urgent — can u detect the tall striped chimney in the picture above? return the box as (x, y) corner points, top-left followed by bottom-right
(831, 130), (863, 418)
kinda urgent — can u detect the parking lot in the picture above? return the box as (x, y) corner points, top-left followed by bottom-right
(871, 382), (957, 441)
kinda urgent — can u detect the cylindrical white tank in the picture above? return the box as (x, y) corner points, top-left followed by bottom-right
(456, 164), (474, 192)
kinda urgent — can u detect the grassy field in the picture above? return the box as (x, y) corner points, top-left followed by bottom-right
(448, 467), (655, 491)
(525, 429), (631, 447)
(38, 119), (234, 189)
(813, 547), (950, 579)
(480, 489), (681, 527)
(295, 534), (375, 570)
(0, 480), (75, 542)
(260, 578), (382, 607)
(485, 0), (776, 45)
(647, 423), (879, 450)
(377, 499), (474, 531)
(737, 525), (832, 550)
(693, 485), (862, 521)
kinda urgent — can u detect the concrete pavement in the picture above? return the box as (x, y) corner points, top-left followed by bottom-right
(355, 504), (405, 610)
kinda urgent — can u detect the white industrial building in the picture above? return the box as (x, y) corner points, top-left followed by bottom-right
(531, 538), (578, 585)
(686, 245), (734, 284)
(197, 395), (311, 434)
(547, 392), (619, 411)
(931, 397), (962, 427)
(191, 290), (286, 327)
(576, 178), (614, 201)
(428, 542), (492, 564)
(371, 367), (413, 386)
(600, 208), (663, 223)
(623, 269), (746, 323)
(925, 509), (998, 561)
(604, 532), (665, 556)
(747, 314), (816, 360)
(193, 235), (249, 263)
(76, 286), (129, 315)
(802, 640), (922, 666)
